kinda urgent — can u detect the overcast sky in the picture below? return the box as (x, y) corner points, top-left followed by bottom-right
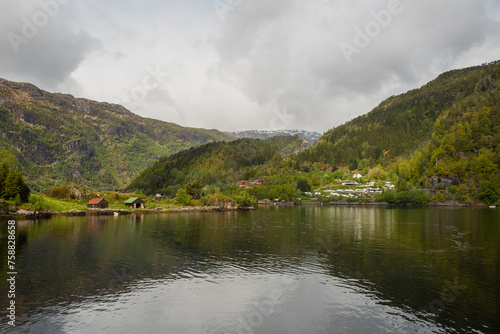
(1, 0), (500, 133)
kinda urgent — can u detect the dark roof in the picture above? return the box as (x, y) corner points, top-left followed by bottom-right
(87, 198), (106, 205)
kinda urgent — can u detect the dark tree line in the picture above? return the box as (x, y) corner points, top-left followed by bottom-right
(0, 163), (30, 203)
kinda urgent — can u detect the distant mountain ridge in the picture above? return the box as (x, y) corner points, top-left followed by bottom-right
(226, 129), (322, 144)
(0, 78), (233, 191)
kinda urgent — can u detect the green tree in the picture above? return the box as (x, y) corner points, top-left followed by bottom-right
(432, 193), (446, 203)
(234, 191), (256, 207)
(0, 150), (20, 170)
(380, 190), (396, 203)
(408, 190), (432, 204)
(175, 188), (192, 206)
(0, 163), (8, 197)
(0, 162), (30, 203)
(186, 181), (203, 199)
(478, 181), (500, 205)
(296, 178), (312, 192)
(396, 176), (409, 192)
(349, 159), (358, 171)
(279, 192), (289, 201)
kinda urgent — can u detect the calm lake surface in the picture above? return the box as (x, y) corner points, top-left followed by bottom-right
(1, 206), (499, 333)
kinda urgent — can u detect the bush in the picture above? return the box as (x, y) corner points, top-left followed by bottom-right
(379, 189), (431, 205)
(448, 185), (458, 195)
(432, 193), (446, 203)
(29, 195), (50, 211)
(455, 184), (472, 204)
(478, 181), (500, 205)
(379, 190), (396, 203)
(0, 199), (11, 213)
(296, 178), (311, 192)
(234, 191), (256, 207)
(279, 193), (289, 201)
(186, 181), (204, 199)
(44, 184), (90, 200)
(202, 194), (234, 207)
(408, 190), (432, 204)
(395, 191), (409, 204)
(175, 188), (192, 206)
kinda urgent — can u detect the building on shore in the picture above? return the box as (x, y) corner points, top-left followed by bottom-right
(87, 198), (108, 209)
(125, 197), (145, 209)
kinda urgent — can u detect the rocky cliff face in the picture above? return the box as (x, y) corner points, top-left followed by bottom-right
(0, 78), (233, 192)
(280, 138), (311, 156)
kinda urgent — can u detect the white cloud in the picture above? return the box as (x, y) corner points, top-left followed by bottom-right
(1, 0), (499, 132)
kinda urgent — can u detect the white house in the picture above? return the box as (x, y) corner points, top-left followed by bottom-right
(385, 182), (395, 190)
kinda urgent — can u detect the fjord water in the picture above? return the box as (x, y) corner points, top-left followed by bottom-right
(1, 207), (499, 334)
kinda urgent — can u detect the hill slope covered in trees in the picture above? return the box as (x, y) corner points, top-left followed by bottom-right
(0, 79), (232, 191)
(126, 138), (281, 196)
(298, 61), (500, 170)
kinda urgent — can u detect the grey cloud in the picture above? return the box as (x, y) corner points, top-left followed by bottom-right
(211, 0), (500, 130)
(0, 0), (100, 89)
(1, 0), (499, 132)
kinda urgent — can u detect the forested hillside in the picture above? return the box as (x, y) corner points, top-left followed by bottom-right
(126, 138), (281, 196)
(298, 61), (500, 169)
(399, 84), (500, 204)
(0, 79), (232, 191)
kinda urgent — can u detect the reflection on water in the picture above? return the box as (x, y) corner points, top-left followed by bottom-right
(0, 207), (499, 333)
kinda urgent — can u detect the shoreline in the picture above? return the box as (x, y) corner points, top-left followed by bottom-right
(265, 200), (497, 208)
(0, 206), (255, 219)
(1, 201), (497, 219)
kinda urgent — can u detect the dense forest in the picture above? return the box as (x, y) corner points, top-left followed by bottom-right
(126, 138), (281, 196)
(397, 84), (500, 204)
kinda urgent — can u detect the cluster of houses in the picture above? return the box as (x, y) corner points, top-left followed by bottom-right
(304, 181), (395, 199)
(86, 197), (145, 209)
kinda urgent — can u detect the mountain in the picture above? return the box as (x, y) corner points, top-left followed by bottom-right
(127, 60), (500, 205)
(403, 73), (500, 190)
(126, 138), (280, 195)
(0, 78), (233, 192)
(299, 61), (500, 169)
(226, 129), (322, 144)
